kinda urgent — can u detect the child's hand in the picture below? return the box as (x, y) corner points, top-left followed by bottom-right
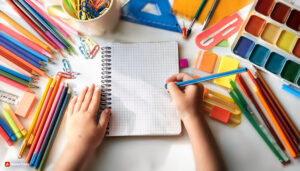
(65, 84), (111, 150)
(166, 73), (204, 123)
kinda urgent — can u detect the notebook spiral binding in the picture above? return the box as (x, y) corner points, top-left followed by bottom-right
(99, 47), (112, 134)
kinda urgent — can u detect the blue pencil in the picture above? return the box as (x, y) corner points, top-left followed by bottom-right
(18, 0), (70, 49)
(164, 68), (247, 88)
(33, 85), (68, 168)
(37, 88), (71, 170)
(0, 32), (48, 62)
(0, 65), (31, 82)
(0, 37), (42, 69)
(0, 117), (16, 141)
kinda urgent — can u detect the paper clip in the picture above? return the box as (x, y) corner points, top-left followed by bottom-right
(62, 59), (80, 75)
(79, 45), (90, 59)
(89, 45), (100, 58)
(57, 72), (76, 79)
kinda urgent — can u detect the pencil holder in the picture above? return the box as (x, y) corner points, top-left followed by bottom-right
(43, 0), (121, 36)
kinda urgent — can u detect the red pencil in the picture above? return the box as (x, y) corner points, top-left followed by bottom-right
(26, 75), (62, 163)
(0, 75), (34, 93)
(0, 126), (13, 146)
(236, 74), (285, 151)
(5, 0), (59, 51)
(0, 46), (47, 77)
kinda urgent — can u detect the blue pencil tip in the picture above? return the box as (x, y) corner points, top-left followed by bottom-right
(30, 154), (37, 166)
(10, 135), (17, 141)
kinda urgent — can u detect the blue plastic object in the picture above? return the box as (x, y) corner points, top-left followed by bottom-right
(121, 0), (182, 33)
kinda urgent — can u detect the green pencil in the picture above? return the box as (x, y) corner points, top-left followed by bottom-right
(38, 89), (71, 171)
(0, 70), (30, 86)
(229, 80), (289, 163)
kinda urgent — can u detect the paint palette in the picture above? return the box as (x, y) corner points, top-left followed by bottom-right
(233, 0), (300, 87)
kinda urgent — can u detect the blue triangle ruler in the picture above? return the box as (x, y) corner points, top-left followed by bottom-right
(121, 0), (182, 33)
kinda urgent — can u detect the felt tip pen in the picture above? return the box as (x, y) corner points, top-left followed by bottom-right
(1, 106), (22, 139)
(0, 117), (16, 141)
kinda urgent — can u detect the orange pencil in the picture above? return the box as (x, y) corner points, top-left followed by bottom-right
(0, 10), (53, 54)
(0, 45), (47, 77)
(0, 55), (33, 78)
(255, 88), (297, 158)
(27, 78), (57, 145)
(26, 75), (62, 163)
(255, 69), (300, 141)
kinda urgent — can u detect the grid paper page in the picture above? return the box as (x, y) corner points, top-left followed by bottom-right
(108, 42), (181, 136)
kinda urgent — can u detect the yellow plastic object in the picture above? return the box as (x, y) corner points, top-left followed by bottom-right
(214, 56), (239, 88)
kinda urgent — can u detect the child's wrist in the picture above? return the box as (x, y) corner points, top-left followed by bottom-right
(66, 141), (95, 157)
(181, 111), (203, 124)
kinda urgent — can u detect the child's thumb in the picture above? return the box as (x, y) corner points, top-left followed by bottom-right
(167, 82), (183, 101)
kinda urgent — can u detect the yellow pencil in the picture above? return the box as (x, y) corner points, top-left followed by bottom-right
(18, 78), (53, 158)
(0, 10), (53, 54)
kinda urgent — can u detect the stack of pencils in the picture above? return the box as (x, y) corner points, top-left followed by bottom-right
(18, 75), (71, 170)
(229, 66), (300, 164)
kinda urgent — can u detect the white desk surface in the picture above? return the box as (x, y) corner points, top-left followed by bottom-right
(0, 1), (300, 171)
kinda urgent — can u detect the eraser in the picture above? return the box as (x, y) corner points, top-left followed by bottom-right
(15, 92), (37, 118)
(179, 58), (189, 68)
(214, 56), (239, 88)
(209, 106), (231, 123)
(193, 51), (218, 73)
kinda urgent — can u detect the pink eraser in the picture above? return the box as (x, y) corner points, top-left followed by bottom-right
(179, 58), (189, 68)
(15, 92), (37, 118)
(209, 106), (231, 123)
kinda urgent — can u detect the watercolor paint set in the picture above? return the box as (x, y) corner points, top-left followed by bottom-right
(232, 0), (300, 87)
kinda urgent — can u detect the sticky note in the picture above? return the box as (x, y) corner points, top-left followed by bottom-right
(214, 56), (239, 88)
(15, 92), (37, 118)
(209, 106), (231, 123)
(179, 58), (189, 68)
(193, 51), (218, 73)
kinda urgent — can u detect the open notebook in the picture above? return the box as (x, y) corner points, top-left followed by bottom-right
(68, 42), (181, 136)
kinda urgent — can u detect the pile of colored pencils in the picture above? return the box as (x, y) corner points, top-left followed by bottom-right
(229, 66), (300, 163)
(18, 75), (71, 170)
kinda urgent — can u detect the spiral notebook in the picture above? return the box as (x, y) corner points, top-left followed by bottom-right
(69, 42), (181, 136)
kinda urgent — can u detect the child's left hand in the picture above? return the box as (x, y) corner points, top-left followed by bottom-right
(65, 84), (111, 150)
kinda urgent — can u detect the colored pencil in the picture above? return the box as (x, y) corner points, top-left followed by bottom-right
(28, 78), (57, 146)
(30, 81), (65, 166)
(0, 55), (33, 78)
(0, 75), (33, 93)
(1, 106), (22, 139)
(236, 74), (285, 151)
(229, 88), (288, 163)
(0, 31), (48, 62)
(0, 23), (53, 59)
(24, 0), (71, 40)
(0, 117), (16, 141)
(38, 88), (71, 171)
(19, 78), (53, 158)
(4, 1), (60, 51)
(165, 68), (247, 88)
(0, 37), (42, 69)
(255, 69), (300, 141)
(255, 88), (297, 158)
(4, 103), (27, 136)
(0, 10), (52, 53)
(26, 76), (62, 163)
(0, 69), (33, 87)
(33, 84), (68, 168)
(0, 125), (13, 146)
(0, 45), (47, 76)
(16, 0), (69, 49)
(0, 65), (31, 82)
(256, 79), (300, 156)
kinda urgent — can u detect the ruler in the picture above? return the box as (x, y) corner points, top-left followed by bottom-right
(0, 90), (20, 105)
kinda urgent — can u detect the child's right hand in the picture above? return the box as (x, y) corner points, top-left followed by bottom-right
(166, 73), (204, 123)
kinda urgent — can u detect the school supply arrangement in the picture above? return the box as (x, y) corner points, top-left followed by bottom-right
(68, 42), (181, 136)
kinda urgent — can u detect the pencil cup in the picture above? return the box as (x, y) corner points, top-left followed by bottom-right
(43, 0), (121, 36)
